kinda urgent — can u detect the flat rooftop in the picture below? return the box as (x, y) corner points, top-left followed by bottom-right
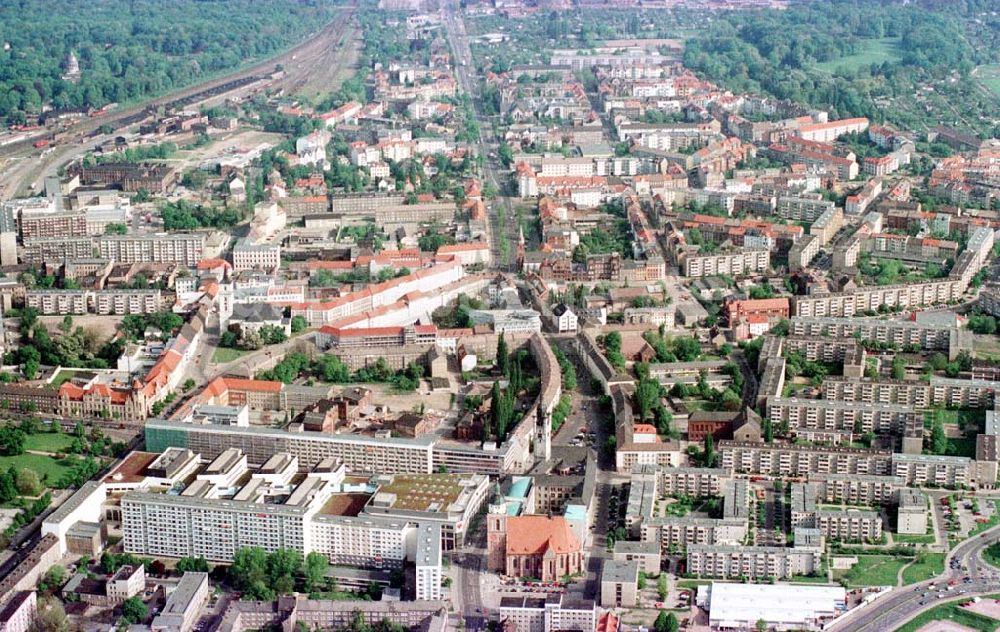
(705, 582), (846, 627)
(376, 474), (467, 512)
(319, 492), (372, 517)
(103, 451), (159, 485)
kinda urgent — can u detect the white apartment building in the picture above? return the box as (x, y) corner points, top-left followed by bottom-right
(809, 474), (902, 506)
(814, 510), (882, 542)
(891, 453), (972, 488)
(682, 248), (769, 278)
(98, 233), (205, 266)
(767, 397), (916, 435)
(686, 544), (820, 580)
(415, 524), (443, 601)
(233, 238), (281, 272)
(719, 441), (892, 478)
(656, 466), (731, 498)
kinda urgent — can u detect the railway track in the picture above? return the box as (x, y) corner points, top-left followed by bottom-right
(0, 2), (357, 157)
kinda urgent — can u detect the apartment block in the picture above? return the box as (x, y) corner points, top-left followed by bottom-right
(97, 233), (206, 266)
(415, 524), (442, 601)
(790, 483), (817, 528)
(814, 510), (882, 542)
(22, 236), (96, 264)
(682, 248), (769, 278)
(19, 207), (88, 239)
(822, 377), (1000, 410)
(498, 595), (597, 632)
(233, 238), (281, 272)
(792, 279), (965, 318)
(601, 560), (639, 608)
(897, 488), (929, 535)
(767, 397), (917, 435)
(686, 544), (820, 580)
(891, 453), (972, 488)
(145, 420), (435, 475)
(640, 517), (747, 553)
(656, 466), (732, 498)
(788, 234), (820, 271)
(776, 195), (835, 223)
(809, 474), (903, 506)
(93, 290), (161, 315)
(719, 441), (892, 477)
(25, 290), (88, 314)
(789, 317), (956, 353)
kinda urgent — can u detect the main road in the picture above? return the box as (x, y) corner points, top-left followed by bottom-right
(440, 0), (516, 269)
(828, 523), (1000, 632)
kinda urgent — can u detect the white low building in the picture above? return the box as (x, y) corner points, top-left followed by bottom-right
(699, 582), (846, 631)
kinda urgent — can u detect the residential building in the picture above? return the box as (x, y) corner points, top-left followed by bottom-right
(233, 238), (281, 272)
(0, 591), (36, 632)
(98, 233), (205, 266)
(415, 524), (443, 601)
(498, 595), (597, 632)
(151, 572), (209, 632)
(897, 488), (929, 535)
(686, 544), (821, 580)
(600, 560), (638, 608)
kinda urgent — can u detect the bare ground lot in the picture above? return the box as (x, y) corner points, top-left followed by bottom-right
(40, 314), (123, 341)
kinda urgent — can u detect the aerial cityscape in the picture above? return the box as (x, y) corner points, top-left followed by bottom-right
(1, 0), (1000, 631)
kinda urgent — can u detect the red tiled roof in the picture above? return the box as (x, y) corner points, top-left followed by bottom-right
(505, 515), (581, 557)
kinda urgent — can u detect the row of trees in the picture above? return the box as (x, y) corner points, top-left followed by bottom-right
(258, 353), (424, 393)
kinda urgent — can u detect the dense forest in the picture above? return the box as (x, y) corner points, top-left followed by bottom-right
(682, 0), (1000, 135)
(0, 0), (342, 125)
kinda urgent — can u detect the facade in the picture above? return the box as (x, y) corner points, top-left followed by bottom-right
(26, 289), (161, 315)
(600, 559), (639, 608)
(813, 510), (882, 542)
(98, 233), (205, 265)
(897, 488), (929, 535)
(0, 591), (36, 632)
(809, 474), (902, 506)
(656, 466), (731, 498)
(498, 595), (597, 632)
(719, 441), (892, 477)
(415, 524), (443, 601)
(767, 397), (917, 436)
(682, 248), (769, 278)
(686, 544), (821, 580)
(233, 238), (281, 272)
(891, 453), (972, 488)
(151, 572), (209, 632)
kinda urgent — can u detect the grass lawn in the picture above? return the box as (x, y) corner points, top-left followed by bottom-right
(814, 38), (902, 74)
(834, 555), (910, 587)
(788, 575), (832, 584)
(681, 400), (718, 412)
(902, 553), (946, 585)
(49, 369), (81, 388)
(0, 453), (77, 486)
(23, 433), (76, 454)
(979, 64), (1000, 97)
(984, 543), (1000, 568)
(212, 347), (249, 363)
(970, 501), (1000, 537)
(894, 532), (936, 544)
(896, 596), (1000, 632)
